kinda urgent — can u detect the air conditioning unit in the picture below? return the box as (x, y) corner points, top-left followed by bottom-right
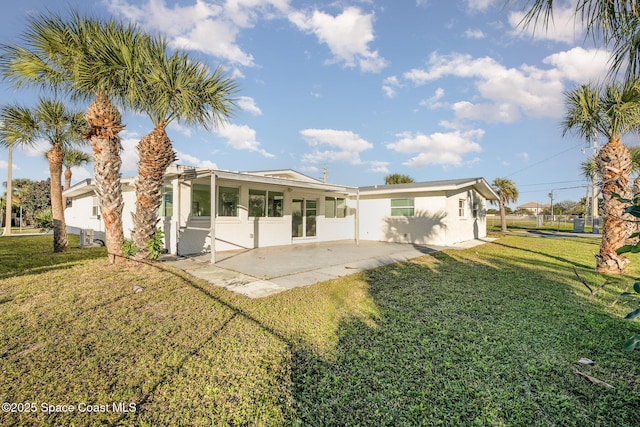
(79, 229), (94, 247)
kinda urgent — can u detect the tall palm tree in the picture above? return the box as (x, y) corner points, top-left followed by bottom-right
(518, 1), (640, 79)
(129, 40), (236, 258)
(563, 80), (640, 273)
(0, 99), (86, 251)
(0, 12), (151, 263)
(62, 148), (91, 207)
(491, 178), (519, 232)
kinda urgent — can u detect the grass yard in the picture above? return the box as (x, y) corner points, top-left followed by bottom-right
(1, 233), (639, 426)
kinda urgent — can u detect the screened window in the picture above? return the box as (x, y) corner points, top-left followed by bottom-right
(391, 198), (414, 217)
(192, 183), (211, 217)
(249, 189), (266, 217)
(159, 185), (173, 217)
(325, 197), (346, 218)
(91, 197), (100, 218)
(458, 199), (466, 217)
(268, 192), (284, 217)
(218, 186), (239, 217)
(249, 189), (284, 217)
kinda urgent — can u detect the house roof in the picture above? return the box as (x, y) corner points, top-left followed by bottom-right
(358, 177), (499, 200)
(518, 202), (550, 209)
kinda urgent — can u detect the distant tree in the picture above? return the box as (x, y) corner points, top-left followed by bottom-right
(556, 200), (579, 215)
(62, 149), (91, 207)
(491, 178), (519, 232)
(0, 100), (86, 252)
(22, 179), (51, 226)
(514, 208), (534, 216)
(385, 173), (415, 185)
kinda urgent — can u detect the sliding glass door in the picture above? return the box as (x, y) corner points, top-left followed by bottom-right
(292, 198), (317, 238)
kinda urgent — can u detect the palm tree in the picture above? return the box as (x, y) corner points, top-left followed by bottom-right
(0, 99), (86, 251)
(384, 173), (415, 185)
(519, 1), (640, 79)
(491, 178), (519, 232)
(62, 148), (91, 207)
(563, 80), (640, 274)
(129, 40), (236, 258)
(0, 12), (151, 263)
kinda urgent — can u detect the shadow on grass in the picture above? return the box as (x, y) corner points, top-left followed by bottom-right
(0, 235), (107, 279)
(286, 250), (640, 426)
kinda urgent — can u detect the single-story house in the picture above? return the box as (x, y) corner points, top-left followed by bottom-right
(516, 202), (550, 215)
(63, 165), (498, 261)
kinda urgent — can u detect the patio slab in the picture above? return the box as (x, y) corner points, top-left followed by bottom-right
(162, 238), (494, 298)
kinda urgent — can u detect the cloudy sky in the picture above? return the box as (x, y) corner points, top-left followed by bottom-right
(0, 0), (621, 206)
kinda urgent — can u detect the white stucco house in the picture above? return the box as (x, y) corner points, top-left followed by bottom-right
(63, 165), (498, 260)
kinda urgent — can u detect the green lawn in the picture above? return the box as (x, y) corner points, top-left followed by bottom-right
(0, 234), (639, 426)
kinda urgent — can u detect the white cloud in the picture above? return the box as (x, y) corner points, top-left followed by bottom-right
(367, 160), (389, 173)
(386, 129), (484, 168)
(508, 3), (581, 44)
(0, 159), (19, 171)
(107, 0), (290, 67)
(289, 7), (387, 73)
(236, 96), (263, 115)
(400, 49), (610, 123)
(174, 150), (218, 169)
(543, 47), (610, 83)
(382, 76), (402, 98)
(517, 152), (529, 162)
(215, 123), (274, 157)
(120, 135), (140, 174)
(168, 122), (193, 138)
(420, 87), (445, 109)
(464, 29), (485, 39)
(300, 128), (373, 165)
(468, 0), (497, 12)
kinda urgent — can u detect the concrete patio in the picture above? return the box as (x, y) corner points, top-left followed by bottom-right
(162, 239), (493, 298)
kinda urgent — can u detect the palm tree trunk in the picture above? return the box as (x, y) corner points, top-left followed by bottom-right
(132, 123), (175, 258)
(596, 136), (632, 274)
(85, 94), (125, 264)
(62, 167), (72, 209)
(500, 201), (507, 232)
(47, 144), (67, 252)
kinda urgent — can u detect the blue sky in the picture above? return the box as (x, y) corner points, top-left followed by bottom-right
(0, 0), (621, 207)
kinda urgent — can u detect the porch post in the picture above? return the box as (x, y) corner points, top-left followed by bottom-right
(355, 188), (360, 245)
(210, 172), (217, 264)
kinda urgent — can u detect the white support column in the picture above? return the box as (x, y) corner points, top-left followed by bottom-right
(355, 188), (360, 245)
(210, 172), (217, 264)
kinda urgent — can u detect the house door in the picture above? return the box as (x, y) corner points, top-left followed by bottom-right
(292, 199), (317, 238)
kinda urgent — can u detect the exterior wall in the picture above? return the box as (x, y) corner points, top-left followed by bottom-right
(176, 179), (354, 255)
(357, 192), (449, 245)
(442, 188), (487, 244)
(65, 184), (136, 241)
(356, 187), (488, 246)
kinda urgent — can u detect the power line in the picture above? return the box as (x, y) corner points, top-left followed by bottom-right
(518, 180), (584, 187)
(505, 142), (584, 178)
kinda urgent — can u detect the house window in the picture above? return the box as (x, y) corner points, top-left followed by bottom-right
(91, 196), (100, 218)
(268, 192), (284, 217)
(249, 189), (266, 217)
(159, 185), (173, 217)
(218, 186), (239, 217)
(325, 197), (347, 218)
(192, 184), (211, 217)
(391, 198), (414, 217)
(458, 199), (466, 217)
(249, 190), (284, 217)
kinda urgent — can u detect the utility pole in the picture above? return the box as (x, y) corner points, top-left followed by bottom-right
(323, 165), (327, 183)
(549, 191), (554, 222)
(3, 145), (12, 236)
